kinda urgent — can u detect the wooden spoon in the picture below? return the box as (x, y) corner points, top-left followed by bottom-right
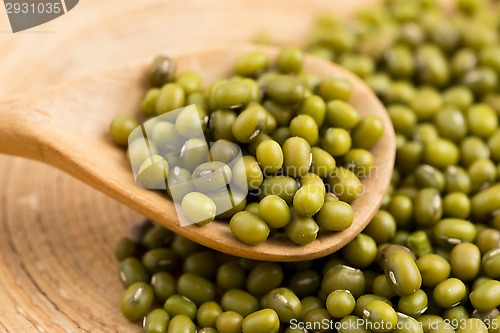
(0, 44), (394, 261)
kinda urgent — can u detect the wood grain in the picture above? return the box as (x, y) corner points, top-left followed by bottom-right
(0, 0), (380, 331)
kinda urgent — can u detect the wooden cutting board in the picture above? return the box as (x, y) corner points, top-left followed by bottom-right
(0, 1), (378, 331)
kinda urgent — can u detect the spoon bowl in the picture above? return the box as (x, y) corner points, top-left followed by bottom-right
(0, 44), (395, 261)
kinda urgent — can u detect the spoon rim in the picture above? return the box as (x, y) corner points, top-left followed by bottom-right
(134, 43), (395, 261)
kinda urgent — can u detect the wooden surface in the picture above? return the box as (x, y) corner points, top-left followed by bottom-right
(0, 1), (380, 331)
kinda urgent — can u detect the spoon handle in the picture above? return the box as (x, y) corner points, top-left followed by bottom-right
(0, 88), (93, 174)
(0, 96), (50, 162)
(0, 67), (145, 172)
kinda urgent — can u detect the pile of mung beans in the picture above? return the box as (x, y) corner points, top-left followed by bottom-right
(113, 0), (500, 332)
(110, 46), (384, 245)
